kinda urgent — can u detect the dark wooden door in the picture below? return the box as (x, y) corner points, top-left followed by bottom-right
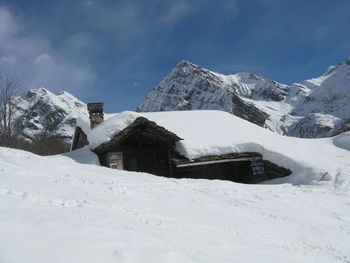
(123, 149), (171, 177)
(124, 152), (153, 174)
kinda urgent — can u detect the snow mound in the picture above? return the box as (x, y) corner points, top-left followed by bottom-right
(80, 110), (350, 188)
(62, 146), (100, 165)
(333, 132), (350, 152)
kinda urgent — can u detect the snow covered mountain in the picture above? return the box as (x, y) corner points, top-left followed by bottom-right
(11, 88), (88, 140)
(9, 58), (350, 141)
(137, 59), (350, 138)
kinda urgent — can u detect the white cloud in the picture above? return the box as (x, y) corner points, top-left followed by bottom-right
(78, 0), (240, 39)
(223, 0), (239, 11)
(0, 8), (18, 39)
(82, 0), (94, 7)
(34, 54), (52, 64)
(0, 7), (95, 94)
(158, 0), (239, 26)
(160, 0), (192, 24)
(63, 33), (96, 51)
(0, 56), (16, 65)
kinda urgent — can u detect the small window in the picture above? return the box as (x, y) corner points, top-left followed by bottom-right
(107, 152), (123, 169)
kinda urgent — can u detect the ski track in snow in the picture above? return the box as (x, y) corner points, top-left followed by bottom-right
(0, 147), (350, 263)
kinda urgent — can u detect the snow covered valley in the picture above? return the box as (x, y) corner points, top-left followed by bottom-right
(1, 146), (350, 263)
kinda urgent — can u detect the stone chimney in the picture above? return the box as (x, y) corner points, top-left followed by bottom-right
(343, 121), (350, 133)
(87, 102), (104, 128)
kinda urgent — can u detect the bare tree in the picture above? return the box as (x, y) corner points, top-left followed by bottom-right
(32, 118), (60, 144)
(0, 72), (22, 146)
(29, 118), (70, 155)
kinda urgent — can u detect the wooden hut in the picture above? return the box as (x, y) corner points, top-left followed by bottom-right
(71, 103), (291, 183)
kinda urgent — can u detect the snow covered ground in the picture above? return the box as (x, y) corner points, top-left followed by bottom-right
(1, 144), (350, 263)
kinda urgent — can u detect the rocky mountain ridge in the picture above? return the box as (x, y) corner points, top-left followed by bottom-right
(137, 59), (350, 138)
(10, 88), (88, 140)
(6, 58), (350, 141)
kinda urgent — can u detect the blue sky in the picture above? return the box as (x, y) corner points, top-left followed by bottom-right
(0, 0), (349, 112)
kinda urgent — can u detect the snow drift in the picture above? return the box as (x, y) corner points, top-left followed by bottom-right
(80, 110), (350, 188)
(0, 144), (350, 263)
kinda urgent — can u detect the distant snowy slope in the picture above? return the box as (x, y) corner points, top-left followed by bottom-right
(10, 88), (88, 140)
(138, 59), (350, 138)
(290, 60), (350, 118)
(1, 141), (350, 262)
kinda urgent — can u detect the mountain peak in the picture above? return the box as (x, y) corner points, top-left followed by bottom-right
(58, 90), (69, 96)
(173, 60), (207, 74)
(323, 58), (350, 76)
(177, 60), (197, 68)
(12, 88), (88, 141)
(138, 59), (350, 138)
(24, 87), (66, 101)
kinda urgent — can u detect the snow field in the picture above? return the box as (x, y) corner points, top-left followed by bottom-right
(0, 146), (350, 263)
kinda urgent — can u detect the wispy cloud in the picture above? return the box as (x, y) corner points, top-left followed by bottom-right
(81, 0), (93, 8)
(77, 0), (240, 38)
(160, 0), (192, 25)
(0, 7), (95, 94)
(0, 7), (18, 37)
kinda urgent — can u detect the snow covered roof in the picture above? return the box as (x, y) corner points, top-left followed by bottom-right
(77, 110), (350, 186)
